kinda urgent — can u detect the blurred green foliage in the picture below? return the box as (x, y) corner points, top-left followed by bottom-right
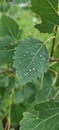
(0, 0), (59, 130)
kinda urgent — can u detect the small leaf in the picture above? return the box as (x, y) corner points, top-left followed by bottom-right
(15, 90), (25, 104)
(13, 38), (49, 84)
(24, 83), (35, 98)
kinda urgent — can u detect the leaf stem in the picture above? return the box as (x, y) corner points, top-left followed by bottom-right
(49, 68), (59, 75)
(50, 26), (58, 57)
(7, 89), (14, 130)
(50, 58), (59, 62)
(41, 74), (44, 89)
(0, 68), (16, 75)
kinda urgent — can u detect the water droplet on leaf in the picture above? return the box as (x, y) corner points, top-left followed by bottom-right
(29, 69), (31, 72)
(25, 72), (28, 76)
(33, 68), (35, 71)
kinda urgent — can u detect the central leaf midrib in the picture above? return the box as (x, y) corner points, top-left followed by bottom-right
(26, 44), (45, 72)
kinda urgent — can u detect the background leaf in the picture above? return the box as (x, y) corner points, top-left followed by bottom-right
(0, 36), (15, 65)
(11, 104), (25, 127)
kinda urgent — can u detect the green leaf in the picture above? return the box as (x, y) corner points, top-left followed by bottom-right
(4, 77), (16, 98)
(0, 122), (3, 130)
(20, 101), (59, 130)
(7, 5), (20, 19)
(33, 71), (53, 89)
(15, 90), (25, 104)
(0, 14), (19, 38)
(35, 86), (57, 103)
(51, 62), (59, 73)
(56, 75), (59, 87)
(35, 71), (57, 103)
(15, 83), (35, 104)
(0, 36), (15, 65)
(0, 74), (9, 88)
(11, 104), (25, 127)
(54, 44), (59, 58)
(23, 83), (35, 98)
(13, 38), (49, 84)
(0, 97), (10, 119)
(35, 100), (59, 119)
(31, 0), (59, 33)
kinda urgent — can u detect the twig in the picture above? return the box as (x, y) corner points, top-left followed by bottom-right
(50, 58), (59, 62)
(0, 68), (16, 75)
(7, 89), (14, 130)
(49, 68), (59, 75)
(15, 125), (20, 130)
(4, 121), (8, 130)
(50, 26), (58, 57)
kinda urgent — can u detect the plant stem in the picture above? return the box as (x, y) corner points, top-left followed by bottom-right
(49, 68), (59, 75)
(50, 58), (59, 62)
(0, 68), (15, 75)
(15, 125), (20, 130)
(50, 26), (58, 57)
(8, 89), (14, 130)
(4, 121), (8, 130)
(41, 74), (44, 89)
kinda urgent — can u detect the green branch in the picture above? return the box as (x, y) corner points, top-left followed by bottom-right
(50, 26), (58, 57)
(50, 58), (59, 62)
(0, 68), (15, 75)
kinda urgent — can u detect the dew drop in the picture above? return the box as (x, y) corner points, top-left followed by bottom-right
(29, 69), (31, 72)
(40, 55), (42, 58)
(25, 72), (28, 76)
(33, 68), (35, 71)
(32, 17), (37, 22)
(26, 51), (28, 54)
(31, 52), (34, 55)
